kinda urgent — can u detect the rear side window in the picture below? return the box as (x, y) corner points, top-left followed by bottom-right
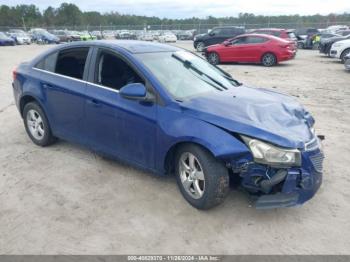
(246, 36), (268, 44)
(55, 47), (89, 80)
(35, 52), (58, 72)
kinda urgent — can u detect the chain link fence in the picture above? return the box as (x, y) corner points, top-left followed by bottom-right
(1, 21), (350, 33)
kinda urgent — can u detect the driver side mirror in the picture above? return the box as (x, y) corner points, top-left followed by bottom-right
(120, 83), (154, 102)
(223, 40), (230, 46)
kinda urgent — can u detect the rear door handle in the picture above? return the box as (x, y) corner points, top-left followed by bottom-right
(87, 99), (102, 107)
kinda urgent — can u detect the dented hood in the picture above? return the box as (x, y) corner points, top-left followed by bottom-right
(181, 85), (315, 149)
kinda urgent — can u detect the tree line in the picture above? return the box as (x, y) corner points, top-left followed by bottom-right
(0, 3), (350, 29)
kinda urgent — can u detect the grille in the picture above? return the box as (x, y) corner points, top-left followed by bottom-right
(309, 152), (324, 173)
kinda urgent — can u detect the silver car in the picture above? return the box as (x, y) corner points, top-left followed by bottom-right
(345, 54), (350, 70)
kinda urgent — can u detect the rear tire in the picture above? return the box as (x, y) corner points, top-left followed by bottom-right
(23, 102), (56, 147)
(261, 53), (277, 67)
(207, 52), (220, 65)
(175, 144), (229, 210)
(196, 42), (205, 52)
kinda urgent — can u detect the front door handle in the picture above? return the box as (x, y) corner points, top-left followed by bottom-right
(87, 99), (102, 107)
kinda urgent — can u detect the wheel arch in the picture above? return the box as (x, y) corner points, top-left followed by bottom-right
(164, 140), (217, 175)
(161, 125), (251, 175)
(19, 93), (48, 119)
(20, 94), (39, 117)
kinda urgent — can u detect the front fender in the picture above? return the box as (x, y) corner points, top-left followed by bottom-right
(155, 107), (251, 174)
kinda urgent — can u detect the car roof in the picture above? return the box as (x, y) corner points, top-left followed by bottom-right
(228, 33), (290, 42)
(56, 40), (181, 54)
(253, 28), (286, 32)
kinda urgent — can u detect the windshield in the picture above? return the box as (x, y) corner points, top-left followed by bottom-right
(136, 51), (240, 100)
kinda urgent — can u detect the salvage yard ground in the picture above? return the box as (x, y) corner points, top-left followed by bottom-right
(0, 41), (349, 254)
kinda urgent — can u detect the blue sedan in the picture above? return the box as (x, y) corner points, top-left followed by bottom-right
(12, 40), (324, 209)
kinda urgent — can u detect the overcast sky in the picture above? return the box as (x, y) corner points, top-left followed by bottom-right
(1, 0), (349, 18)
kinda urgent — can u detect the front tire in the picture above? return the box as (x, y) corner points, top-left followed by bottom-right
(261, 53), (277, 67)
(23, 102), (56, 147)
(175, 144), (229, 210)
(207, 52), (220, 65)
(340, 48), (350, 63)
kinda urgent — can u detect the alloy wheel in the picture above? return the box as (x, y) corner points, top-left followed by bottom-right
(26, 109), (45, 140)
(179, 152), (205, 199)
(208, 53), (219, 65)
(196, 42), (205, 52)
(262, 54), (276, 66)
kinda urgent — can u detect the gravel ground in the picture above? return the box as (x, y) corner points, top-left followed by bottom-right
(0, 42), (349, 255)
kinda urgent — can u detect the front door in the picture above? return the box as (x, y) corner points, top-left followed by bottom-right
(84, 48), (157, 169)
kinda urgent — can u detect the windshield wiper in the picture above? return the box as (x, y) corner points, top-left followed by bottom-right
(213, 65), (242, 86)
(172, 53), (228, 91)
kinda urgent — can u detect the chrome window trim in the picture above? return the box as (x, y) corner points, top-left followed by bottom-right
(33, 67), (87, 84)
(86, 81), (120, 93)
(32, 67), (120, 94)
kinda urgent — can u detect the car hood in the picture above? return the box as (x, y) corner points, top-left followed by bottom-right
(323, 36), (347, 44)
(180, 85), (315, 149)
(195, 33), (208, 39)
(0, 36), (13, 41)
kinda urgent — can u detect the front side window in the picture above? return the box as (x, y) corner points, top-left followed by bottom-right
(95, 50), (144, 90)
(55, 47), (89, 80)
(231, 37), (247, 45)
(136, 51), (239, 100)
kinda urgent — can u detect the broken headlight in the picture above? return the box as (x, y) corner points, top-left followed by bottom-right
(241, 135), (301, 167)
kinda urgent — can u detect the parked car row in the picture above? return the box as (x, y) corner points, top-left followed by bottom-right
(0, 28), (193, 46)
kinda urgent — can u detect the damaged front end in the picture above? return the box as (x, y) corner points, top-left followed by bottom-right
(230, 135), (324, 209)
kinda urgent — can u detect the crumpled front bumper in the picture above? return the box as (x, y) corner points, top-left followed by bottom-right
(255, 148), (324, 209)
(232, 141), (324, 209)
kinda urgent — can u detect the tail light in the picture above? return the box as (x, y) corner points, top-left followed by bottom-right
(279, 44), (290, 49)
(12, 68), (17, 81)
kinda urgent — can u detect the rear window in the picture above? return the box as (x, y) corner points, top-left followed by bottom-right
(246, 36), (268, 44)
(55, 48), (89, 80)
(287, 32), (296, 38)
(35, 52), (58, 72)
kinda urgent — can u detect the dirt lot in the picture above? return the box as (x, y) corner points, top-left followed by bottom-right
(0, 42), (349, 255)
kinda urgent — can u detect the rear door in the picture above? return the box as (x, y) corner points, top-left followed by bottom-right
(84, 48), (158, 169)
(242, 36), (269, 62)
(34, 46), (91, 144)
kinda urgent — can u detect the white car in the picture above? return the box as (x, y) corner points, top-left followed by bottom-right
(8, 32), (31, 44)
(102, 30), (115, 40)
(158, 32), (177, 43)
(330, 39), (350, 63)
(138, 33), (154, 41)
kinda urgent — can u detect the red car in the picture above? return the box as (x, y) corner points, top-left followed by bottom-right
(204, 34), (296, 66)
